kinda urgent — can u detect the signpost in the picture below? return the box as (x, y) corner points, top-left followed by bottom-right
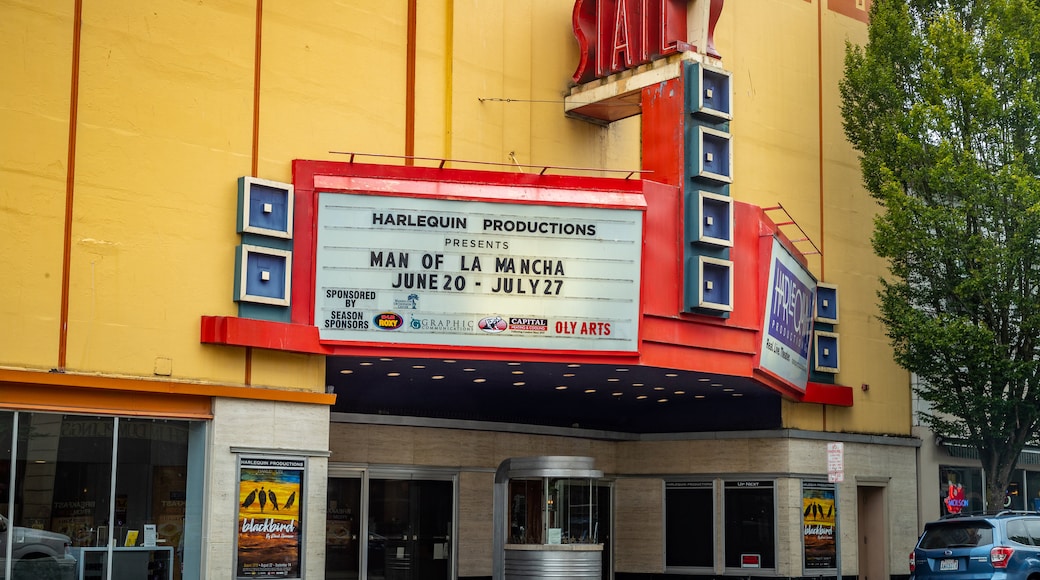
(825, 442), (843, 576)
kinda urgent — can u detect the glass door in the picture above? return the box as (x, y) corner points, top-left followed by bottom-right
(367, 478), (453, 580)
(326, 475), (362, 580)
(597, 481), (612, 580)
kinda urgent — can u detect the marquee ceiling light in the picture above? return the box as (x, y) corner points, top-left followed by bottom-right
(323, 356), (782, 432)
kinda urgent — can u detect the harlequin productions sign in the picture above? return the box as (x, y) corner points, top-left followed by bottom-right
(758, 237), (816, 391)
(313, 193), (643, 352)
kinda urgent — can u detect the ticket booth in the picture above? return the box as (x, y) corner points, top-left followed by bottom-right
(492, 457), (603, 580)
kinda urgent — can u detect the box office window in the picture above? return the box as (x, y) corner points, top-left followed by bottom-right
(664, 481), (714, 569)
(0, 412), (205, 580)
(724, 480), (776, 570)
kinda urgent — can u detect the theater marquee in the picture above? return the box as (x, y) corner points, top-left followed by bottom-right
(314, 193), (643, 352)
(758, 237), (817, 391)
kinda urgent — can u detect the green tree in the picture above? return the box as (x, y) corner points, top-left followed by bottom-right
(841, 0), (1040, 512)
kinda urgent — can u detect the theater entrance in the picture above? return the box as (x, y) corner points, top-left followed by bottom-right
(326, 469), (456, 580)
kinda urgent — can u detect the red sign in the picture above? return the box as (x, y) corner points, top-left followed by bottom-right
(572, 0), (689, 83)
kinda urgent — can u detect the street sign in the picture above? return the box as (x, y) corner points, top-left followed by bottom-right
(827, 442), (844, 483)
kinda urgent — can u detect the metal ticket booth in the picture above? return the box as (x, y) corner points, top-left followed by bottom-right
(492, 456), (604, 580)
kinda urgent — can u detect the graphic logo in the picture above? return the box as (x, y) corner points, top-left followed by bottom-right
(373, 312), (405, 330)
(477, 316), (508, 333)
(410, 317), (475, 332)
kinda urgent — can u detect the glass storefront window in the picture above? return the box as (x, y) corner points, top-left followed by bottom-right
(509, 478), (542, 544)
(664, 481), (714, 569)
(549, 478), (598, 545)
(664, 479), (776, 570)
(1005, 470), (1026, 510)
(0, 412), (203, 580)
(939, 466), (983, 515)
(507, 477), (599, 545)
(1026, 471), (1040, 511)
(724, 480), (775, 569)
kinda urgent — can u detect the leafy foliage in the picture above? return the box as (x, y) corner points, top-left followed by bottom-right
(841, 0), (1040, 509)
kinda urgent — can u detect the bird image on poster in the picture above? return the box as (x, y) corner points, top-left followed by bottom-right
(237, 457), (305, 579)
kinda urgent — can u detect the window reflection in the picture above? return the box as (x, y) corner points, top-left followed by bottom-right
(724, 480), (775, 569)
(665, 481), (714, 568)
(0, 413), (199, 580)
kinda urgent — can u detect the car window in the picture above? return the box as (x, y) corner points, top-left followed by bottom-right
(919, 523), (994, 549)
(1024, 519), (1040, 545)
(1007, 520), (1033, 545)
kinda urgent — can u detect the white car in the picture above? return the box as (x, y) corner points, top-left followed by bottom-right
(0, 515), (77, 580)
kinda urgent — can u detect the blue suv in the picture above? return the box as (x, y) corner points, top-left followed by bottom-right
(910, 512), (1040, 578)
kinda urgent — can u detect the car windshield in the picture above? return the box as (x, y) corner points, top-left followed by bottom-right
(919, 522), (994, 549)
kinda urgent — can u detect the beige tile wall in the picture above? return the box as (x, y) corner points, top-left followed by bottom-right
(208, 399), (331, 580)
(326, 423), (918, 577)
(458, 471), (494, 577)
(613, 478), (664, 573)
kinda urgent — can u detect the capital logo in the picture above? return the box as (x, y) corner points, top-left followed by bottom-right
(508, 317), (548, 332)
(477, 316), (508, 333)
(373, 312), (405, 330)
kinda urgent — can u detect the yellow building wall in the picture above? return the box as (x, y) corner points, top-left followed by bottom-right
(714, 1), (910, 435)
(2, 0), (907, 432)
(0, 2), (73, 368)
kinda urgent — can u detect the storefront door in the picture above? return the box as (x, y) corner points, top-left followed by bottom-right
(327, 471), (454, 580)
(326, 475), (363, 579)
(368, 478), (452, 580)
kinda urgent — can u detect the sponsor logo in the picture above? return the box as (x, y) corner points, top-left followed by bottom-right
(393, 293), (420, 310)
(477, 316), (508, 333)
(555, 320), (612, 336)
(508, 317), (548, 332)
(373, 312), (405, 330)
(409, 317), (475, 332)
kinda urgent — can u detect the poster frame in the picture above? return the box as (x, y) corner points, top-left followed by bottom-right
(234, 454), (308, 580)
(801, 479), (838, 573)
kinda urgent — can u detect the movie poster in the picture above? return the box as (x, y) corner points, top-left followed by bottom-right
(802, 481), (837, 569)
(236, 457), (305, 579)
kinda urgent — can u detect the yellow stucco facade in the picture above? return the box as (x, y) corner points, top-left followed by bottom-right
(2, 0), (905, 432)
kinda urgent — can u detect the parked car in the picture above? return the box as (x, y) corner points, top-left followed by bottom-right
(0, 515), (77, 580)
(910, 511), (1040, 579)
